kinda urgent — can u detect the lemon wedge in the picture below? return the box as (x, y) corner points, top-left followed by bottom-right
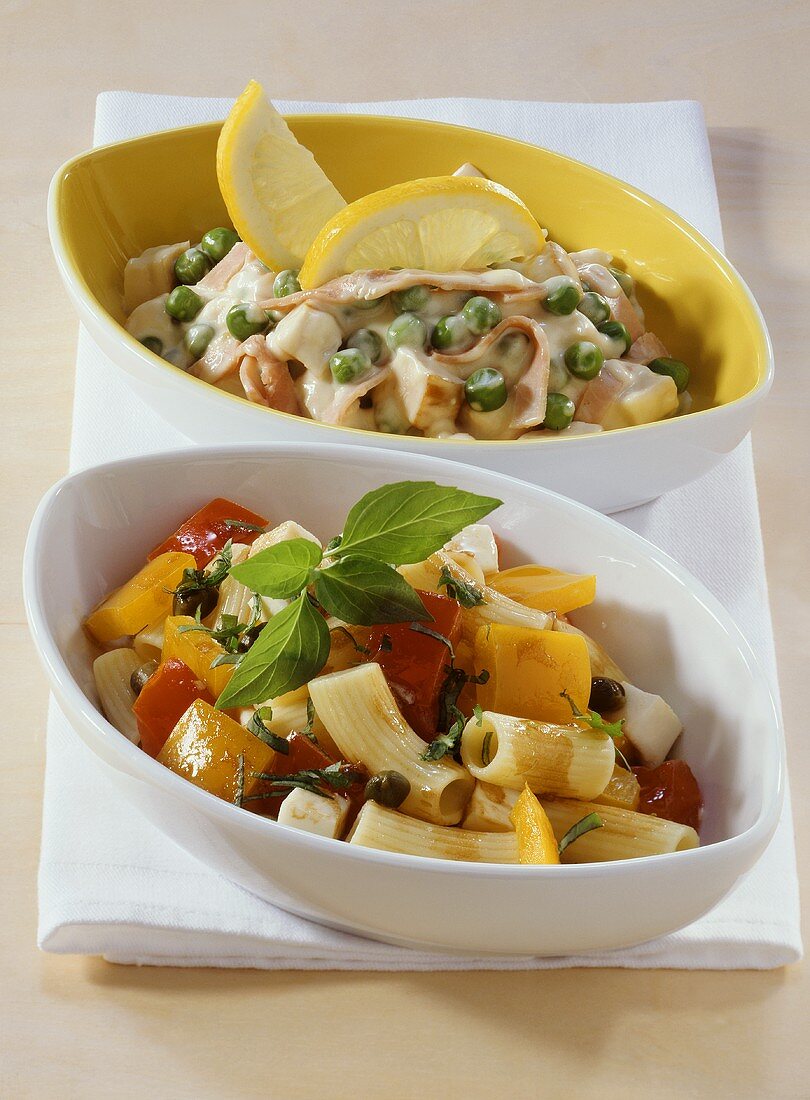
(216, 80), (346, 270)
(299, 175), (545, 288)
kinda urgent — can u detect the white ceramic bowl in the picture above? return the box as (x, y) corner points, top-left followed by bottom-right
(25, 444), (783, 956)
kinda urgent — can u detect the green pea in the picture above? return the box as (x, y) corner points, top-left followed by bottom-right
(345, 328), (384, 365)
(184, 323), (215, 360)
(165, 285), (204, 322)
(386, 312), (427, 351)
(273, 269), (302, 298)
(139, 336), (163, 356)
(578, 291), (611, 325)
(330, 347), (371, 384)
(564, 341), (604, 381)
(609, 266), (634, 296)
(391, 284), (431, 313)
(462, 295), (502, 335)
(542, 276), (581, 316)
(431, 314), (472, 351)
(465, 368), (508, 412)
(353, 296), (385, 311)
(542, 392), (576, 430)
(226, 303), (270, 340)
(649, 356), (690, 393)
(174, 247), (211, 286)
(200, 227), (240, 264)
(597, 320), (631, 354)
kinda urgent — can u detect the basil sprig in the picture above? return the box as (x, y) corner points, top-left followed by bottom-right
(215, 481), (501, 710)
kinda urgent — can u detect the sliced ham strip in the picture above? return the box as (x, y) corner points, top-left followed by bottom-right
(321, 367), (391, 425)
(627, 331), (669, 364)
(575, 360), (634, 424)
(197, 242), (255, 292)
(433, 316), (550, 432)
(238, 335), (300, 416)
(574, 262), (622, 297)
(606, 289), (645, 341)
(258, 267), (541, 312)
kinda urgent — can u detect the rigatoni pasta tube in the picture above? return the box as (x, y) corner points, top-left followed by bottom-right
(460, 711), (614, 800)
(308, 663), (474, 826)
(93, 648), (142, 744)
(541, 798), (699, 862)
(349, 802), (519, 863)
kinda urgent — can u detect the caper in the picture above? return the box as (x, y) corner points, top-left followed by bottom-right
(130, 660), (158, 696)
(273, 269), (302, 298)
(589, 677), (626, 713)
(364, 770), (411, 809)
(237, 623), (265, 653)
(200, 227), (240, 264)
(542, 276), (581, 316)
(172, 587), (218, 619)
(165, 285), (204, 322)
(391, 284), (431, 313)
(139, 336), (163, 356)
(649, 356), (690, 394)
(174, 247), (211, 286)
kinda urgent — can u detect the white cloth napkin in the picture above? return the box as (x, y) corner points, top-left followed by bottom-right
(38, 93), (802, 969)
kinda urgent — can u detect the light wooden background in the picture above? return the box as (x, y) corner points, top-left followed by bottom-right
(3, 1), (808, 1096)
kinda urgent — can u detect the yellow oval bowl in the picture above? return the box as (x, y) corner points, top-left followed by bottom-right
(48, 114), (772, 512)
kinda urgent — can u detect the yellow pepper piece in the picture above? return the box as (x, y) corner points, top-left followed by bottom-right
(474, 623), (591, 724)
(162, 615), (234, 698)
(510, 784), (560, 864)
(489, 564), (596, 615)
(85, 552), (196, 644)
(594, 765), (640, 811)
(158, 699), (275, 802)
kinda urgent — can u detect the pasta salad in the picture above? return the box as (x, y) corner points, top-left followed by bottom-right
(86, 480), (702, 864)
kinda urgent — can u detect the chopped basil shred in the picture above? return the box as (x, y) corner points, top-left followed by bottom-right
(233, 753), (245, 808)
(480, 729), (493, 766)
(560, 690), (625, 739)
(558, 812), (604, 855)
(437, 565), (485, 607)
(223, 518), (267, 533)
(245, 761), (361, 801)
(247, 707), (289, 754)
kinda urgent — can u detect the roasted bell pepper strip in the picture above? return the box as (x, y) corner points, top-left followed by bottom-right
(510, 784), (560, 864)
(633, 759), (703, 831)
(85, 551), (196, 644)
(247, 732), (367, 819)
(367, 590), (462, 740)
(161, 615), (234, 698)
(133, 658), (214, 757)
(157, 699), (275, 803)
(148, 498), (268, 568)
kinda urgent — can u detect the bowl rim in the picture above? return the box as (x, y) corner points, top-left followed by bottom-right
(48, 114), (774, 451)
(24, 441), (785, 879)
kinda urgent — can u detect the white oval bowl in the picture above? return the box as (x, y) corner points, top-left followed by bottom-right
(24, 444), (783, 956)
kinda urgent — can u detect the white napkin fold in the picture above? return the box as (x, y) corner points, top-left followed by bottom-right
(38, 93), (802, 969)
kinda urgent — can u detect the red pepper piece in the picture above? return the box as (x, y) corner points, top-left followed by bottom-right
(133, 658), (214, 757)
(247, 732), (367, 820)
(148, 498), (268, 568)
(367, 590), (463, 740)
(633, 759), (703, 831)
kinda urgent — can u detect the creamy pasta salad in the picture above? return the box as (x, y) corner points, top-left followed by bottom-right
(87, 481), (702, 863)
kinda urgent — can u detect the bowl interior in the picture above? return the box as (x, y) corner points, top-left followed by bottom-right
(52, 115), (769, 416)
(29, 445), (780, 850)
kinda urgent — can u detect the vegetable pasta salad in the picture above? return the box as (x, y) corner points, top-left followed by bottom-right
(86, 481), (702, 864)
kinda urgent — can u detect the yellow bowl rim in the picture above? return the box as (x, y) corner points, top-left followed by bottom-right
(48, 113), (774, 449)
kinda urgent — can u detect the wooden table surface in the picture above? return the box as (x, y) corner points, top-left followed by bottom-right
(3, 1), (808, 1096)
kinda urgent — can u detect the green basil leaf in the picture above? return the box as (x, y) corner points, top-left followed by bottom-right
(216, 593), (329, 709)
(314, 555), (431, 626)
(230, 538), (323, 599)
(336, 481), (502, 565)
(558, 812), (604, 856)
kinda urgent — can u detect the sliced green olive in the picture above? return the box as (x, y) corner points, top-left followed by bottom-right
(578, 291), (611, 325)
(226, 303), (270, 340)
(184, 323), (215, 360)
(139, 335), (163, 356)
(542, 392), (575, 430)
(172, 587), (218, 619)
(365, 770), (411, 808)
(386, 312), (427, 351)
(431, 313), (472, 351)
(273, 269), (302, 298)
(464, 367), (508, 412)
(564, 340), (604, 381)
(129, 660), (158, 696)
(649, 356), (690, 393)
(200, 227), (240, 263)
(174, 247), (212, 286)
(462, 295), (502, 335)
(597, 320), (632, 355)
(345, 328), (384, 364)
(165, 285), (204, 322)
(329, 347), (371, 384)
(391, 285), (431, 313)
(542, 276), (581, 316)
